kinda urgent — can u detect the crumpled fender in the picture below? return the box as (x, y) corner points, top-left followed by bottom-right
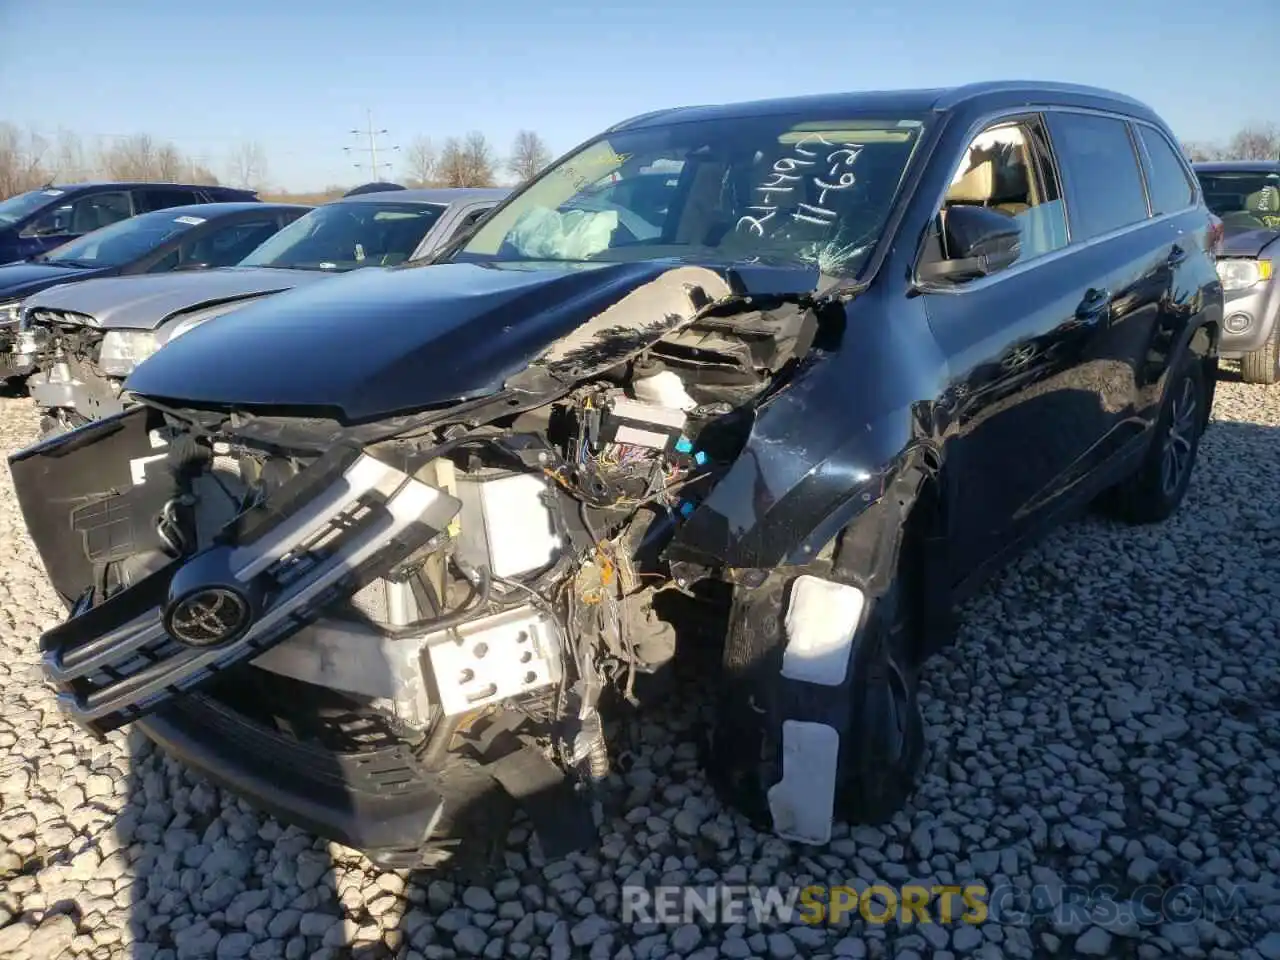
(667, 293), (948, 573)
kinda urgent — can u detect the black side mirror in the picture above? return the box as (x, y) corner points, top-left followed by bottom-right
(919, 205), (1022, 283)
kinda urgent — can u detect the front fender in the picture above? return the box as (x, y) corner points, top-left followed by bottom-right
(666, 293), (947, 572)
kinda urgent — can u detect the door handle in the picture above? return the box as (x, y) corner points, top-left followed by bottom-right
(1076, 287), (1112, 322)
(1168, 245), (1188, 266)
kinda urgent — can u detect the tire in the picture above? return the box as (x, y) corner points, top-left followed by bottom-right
(1240, 332), (1280, 384)
(1105, 354), (1207, 524)
(705, 562), (926, 832)
(835, 577), (926, 825)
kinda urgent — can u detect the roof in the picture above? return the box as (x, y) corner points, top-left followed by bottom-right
(44, 181), (254, 193)
(336, 187), (509, 206)
(1193, 160), (1280, 174)
(613, 80), (1160, 131)
(142, 201), (308, 217)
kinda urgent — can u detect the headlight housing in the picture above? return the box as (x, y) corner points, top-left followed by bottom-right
(0, 301), (20, 329)
(99, 331), (159, 377)
(1217, 258), (1273, 292)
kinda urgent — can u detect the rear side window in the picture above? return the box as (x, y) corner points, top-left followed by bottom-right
(1136, 125), (1195, 215)
(1046, 112), (1149, 241)
(137, 188), (201, 213)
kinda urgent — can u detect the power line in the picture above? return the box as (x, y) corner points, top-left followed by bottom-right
(343, 109), (399, 181)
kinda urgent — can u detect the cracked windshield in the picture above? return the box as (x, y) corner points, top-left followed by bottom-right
(458, 115), (925, 277)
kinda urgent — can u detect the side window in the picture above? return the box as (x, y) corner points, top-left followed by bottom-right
(136, 188), (201, 213)
(1135, 125), (1195, 216)
(20, 191), (132, 237)
(452, 207), (492, 237)
(926, 117), (1068, 277)
(1045, 112), (1148, 240)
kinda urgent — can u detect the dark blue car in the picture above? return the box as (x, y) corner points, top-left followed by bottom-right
(0, 181), (258, 266)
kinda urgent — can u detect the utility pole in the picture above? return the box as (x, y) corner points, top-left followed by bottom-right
(344, 109), (400, 181)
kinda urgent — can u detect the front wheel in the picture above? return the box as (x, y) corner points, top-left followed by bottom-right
(1240, 330), (1280, 384)
(1103, 355), (1207, 524)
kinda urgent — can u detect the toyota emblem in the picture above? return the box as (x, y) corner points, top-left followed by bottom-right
(166, 588), (251, 647)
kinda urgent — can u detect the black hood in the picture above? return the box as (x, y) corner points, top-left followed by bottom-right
(0, 260), (105, 301)
(1220, 226), (1280, 259)
(126, 259), (819, 423)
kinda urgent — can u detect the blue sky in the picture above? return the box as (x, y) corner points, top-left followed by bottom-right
(1, 0), (1273, 191)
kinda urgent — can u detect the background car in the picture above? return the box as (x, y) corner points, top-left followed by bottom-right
(0, 202), (309, 382)
(1194, 160), (1280, 383)
(22, 187), (507, 432)
(0, 181), (259, 265)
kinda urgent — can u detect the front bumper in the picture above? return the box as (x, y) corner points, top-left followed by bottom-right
(1218, 278), (1280, 356)
(39, 447), (461, 735)
(28, 358), (127, 420)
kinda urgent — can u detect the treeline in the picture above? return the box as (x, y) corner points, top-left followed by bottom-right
(1181, 123), (1279, 163)
(0, 122), (553, 203)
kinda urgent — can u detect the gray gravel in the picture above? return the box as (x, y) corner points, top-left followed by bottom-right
(1, 372), (1278, 959)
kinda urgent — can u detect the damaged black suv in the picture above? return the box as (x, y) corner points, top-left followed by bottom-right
(12, 81), (1223, 868)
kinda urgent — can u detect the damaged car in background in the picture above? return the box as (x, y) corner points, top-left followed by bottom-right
(11, 81), (1223, 868)
(20, 187), (506, 435)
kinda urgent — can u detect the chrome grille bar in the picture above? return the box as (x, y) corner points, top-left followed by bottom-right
(40, 453), (461, 734)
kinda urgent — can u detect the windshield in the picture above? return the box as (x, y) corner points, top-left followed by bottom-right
(40, 208), (203, 266)
(237, 201), (446, 271)
(1196, 170), (1280, 229)
(456, 113), (926, 276)
(0, 189), (61, 226)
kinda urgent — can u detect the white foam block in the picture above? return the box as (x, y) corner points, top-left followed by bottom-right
(767, 720), (840, 845)
(781, 575), (865, 686)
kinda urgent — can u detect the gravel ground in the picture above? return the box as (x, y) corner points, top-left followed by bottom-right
(1, 376), (1278, 960)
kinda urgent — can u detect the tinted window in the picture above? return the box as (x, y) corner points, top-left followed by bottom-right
(21, 191), (132, 238)
(148, 218), (284, 273)
(238, 202), (448, 271)
(0, 189), (61, 226)
(41, 208), (201, 267)
(137, 188), (201, 212)
(1137, 126), (1194, 215)
(1046, 113), (1148, 241)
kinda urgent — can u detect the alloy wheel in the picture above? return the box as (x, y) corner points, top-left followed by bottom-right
(1160, 375), (1198, 496)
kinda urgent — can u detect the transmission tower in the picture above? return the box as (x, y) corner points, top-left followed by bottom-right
(344, 109), (400, 180)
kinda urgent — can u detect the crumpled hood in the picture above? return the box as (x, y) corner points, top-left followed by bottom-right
(126, 259), (820, 423)
(0, 261), (102, 302)
(21, 266), (332, 329)
(1220, 226), (1280, 259)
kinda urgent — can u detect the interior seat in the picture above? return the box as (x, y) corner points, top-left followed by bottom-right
(991, 160), (1032, 217)
(945, 160), (996, 207)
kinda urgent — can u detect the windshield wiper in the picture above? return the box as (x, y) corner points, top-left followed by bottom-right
(43, 258), (99, 268)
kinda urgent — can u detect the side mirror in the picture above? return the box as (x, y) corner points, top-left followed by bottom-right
(918, 205), (1022, 283)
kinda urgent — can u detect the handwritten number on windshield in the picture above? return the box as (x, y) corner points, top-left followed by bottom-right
(737, 135), (864, 237)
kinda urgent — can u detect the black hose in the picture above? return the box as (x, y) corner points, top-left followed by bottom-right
(381, 564), (492, 638)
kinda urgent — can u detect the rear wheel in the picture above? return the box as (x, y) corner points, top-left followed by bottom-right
(1240, 330), (1280, 384)
(1104, 354), (1206, 524)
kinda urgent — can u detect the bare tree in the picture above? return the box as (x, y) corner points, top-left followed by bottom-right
(155, 144), (184, 182)
(0, 123), (50, 197)
(50, 130), (91, 182)
(1181, 140), (1226, 163)
(227, 141), (269, 191)
(404, 137), (437, 187)
(101, 134), (161, 180)
(438, 132), (497, 188)
(1227, 123), (1280, 161)
(507, 130), (551, 183)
